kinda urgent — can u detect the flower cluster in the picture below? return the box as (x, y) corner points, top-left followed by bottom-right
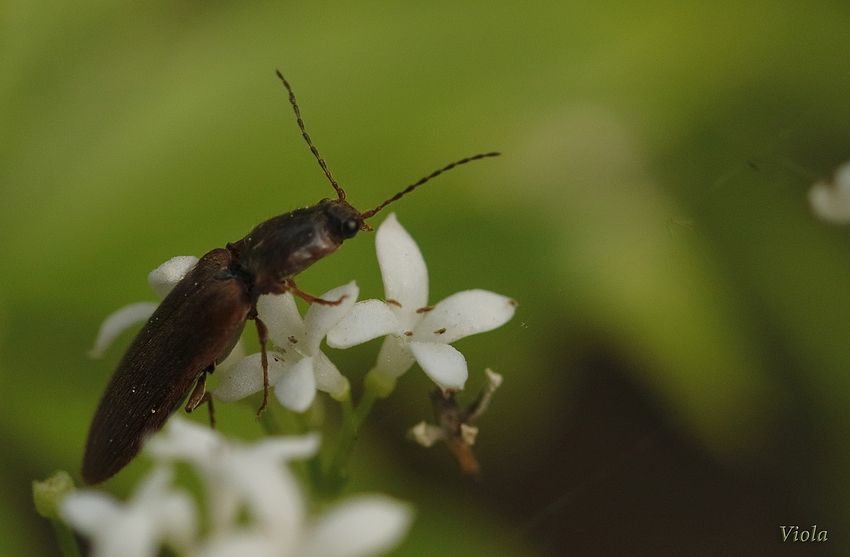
(60, 418), (413, 557)
(70, 214), (516, 556)
(95, 214), (515, 411)
(217, 213), (515, 404)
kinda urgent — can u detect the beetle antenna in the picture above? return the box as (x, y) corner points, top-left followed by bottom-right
(360, 152), (500, 219)
(275, 70), (346, 200)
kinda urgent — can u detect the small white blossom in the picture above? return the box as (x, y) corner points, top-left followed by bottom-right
(148, 418), (413, 557)
(295, 495), (413, 557)
(809, 161), (850, 224)
(194, 496), (413, 557)
(89, 256), (198, 358)
(147, 417), (318, 535)
(213, 282), (358, 411)
(60, 466), (196, 557)
(327, 214), (516, 391)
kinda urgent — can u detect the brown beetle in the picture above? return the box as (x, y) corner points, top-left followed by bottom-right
(82, 71), (498, 484)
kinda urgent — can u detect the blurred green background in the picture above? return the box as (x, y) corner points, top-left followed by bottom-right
(3, 1), (850, 555)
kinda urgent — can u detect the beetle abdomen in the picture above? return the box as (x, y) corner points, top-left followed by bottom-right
(82, 249), (250, 484)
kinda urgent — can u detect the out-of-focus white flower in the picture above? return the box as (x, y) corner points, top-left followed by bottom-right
(809, 162), (850, 224)
(327, 214), (516, 392)
(89, 256), (198, 358)
(147, 417), (318, 535)
(60, 466), (196, 557)
(194, 496), (412, 557)
(213, 282), (358, 411)
(147, 418), (413, 557)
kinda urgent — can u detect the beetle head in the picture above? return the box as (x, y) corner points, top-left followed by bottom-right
(320, 198), (368, 240)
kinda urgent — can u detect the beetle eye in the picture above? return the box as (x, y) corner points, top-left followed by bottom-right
(341, 218), (359, 238)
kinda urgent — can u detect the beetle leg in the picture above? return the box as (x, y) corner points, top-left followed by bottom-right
(185, 367), (216, 428)
(255, 317), (270, 416)
(285, 279), (347, 305)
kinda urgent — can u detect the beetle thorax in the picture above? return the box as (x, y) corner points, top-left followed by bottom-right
(234, 199), (361, 297)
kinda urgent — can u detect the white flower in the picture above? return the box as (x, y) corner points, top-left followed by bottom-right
(60, 466), (196, 557)
(194, 496), (413, 557)
(809, 162), (850, 224)
(147, 417), (318, 535)
(213, 282), (358, 411)
(89, 256), (198, 358)
(327, 214), (516, 391)
(147, 418), (413, 557)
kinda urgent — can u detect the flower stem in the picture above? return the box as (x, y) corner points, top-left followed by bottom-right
(322, 384), (379, 496)
(258, 404), (284, 435)
(52, 520), (82, 557)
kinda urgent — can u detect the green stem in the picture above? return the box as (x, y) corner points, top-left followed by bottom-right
(322, 387), (379, 496)
(258, 404), (283, 435)
(52, 520), (82, 557)
(293, 410), (324, 492)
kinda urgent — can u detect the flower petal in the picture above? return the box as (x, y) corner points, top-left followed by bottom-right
(145, 420), (318, 550)
(313, 350), (350, 399)
(415, 289), (516, 344)
(374, 335), (416, 379)
(205, 484), (240, 534)
(145, 422), (234, 532)
(836, 161), (850, 189)
(89, 302), (158, 358)
(809, 162), (850, 224)
(196, 531), (280, 557)
(136, 468), (197, 553)
(251, 434), (321, 462)
(99, 510), (157, 557)
(60, 491), (119, 535)
(132, 465), (174, 503)
(212, 352), (287, 402)
(303, 282), (359, 354)
(274, 356), (317, 412)
(328, 300), (402, 348)
(301, 496), (413, 557)
(257, 293), (304, 348)
(146, 417), (222, 463)
(62, 466), (196, 557)
(408, 341), (468, 390)
(809, 180), (850, 224)
(153, 492), (197, 553)
(147, 256), (198, 298)
(216, 339), (246, 374)
(376, 214), (428, 315)
(219, 454), (306, 541)
(327, 300), (400, 349)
